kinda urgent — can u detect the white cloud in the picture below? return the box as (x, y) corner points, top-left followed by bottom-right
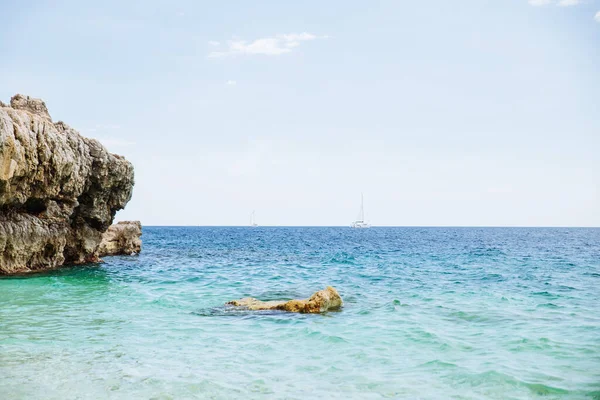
(558, 0), (580, 6)
(529, 0), (584, 7)
(529, 0), (551, 5)
(595, 11), (600, 22)
(277, 33), (317, 42)
(208, 32), (326, 58)
(208, 41), (220, 46)
(226, 80), (236, 86)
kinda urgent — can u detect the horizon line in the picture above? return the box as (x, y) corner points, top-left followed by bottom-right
(132, 225), (600, 229)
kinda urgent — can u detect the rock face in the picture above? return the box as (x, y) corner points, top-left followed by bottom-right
(98, 221), (142, 256)
(0, 94), (134, 274)
(227, 286), (343, 313)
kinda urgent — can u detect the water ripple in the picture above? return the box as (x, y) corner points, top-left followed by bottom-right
(1, 227), (599, 399)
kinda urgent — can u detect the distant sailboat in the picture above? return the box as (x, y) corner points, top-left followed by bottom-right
(250, 210), (258, 228)
(351, 194), (371, 229)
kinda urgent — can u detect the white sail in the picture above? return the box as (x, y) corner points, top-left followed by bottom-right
(357, 193), (365, 222)
(250, 211), (258, 227)
(351, 193), (371, 228)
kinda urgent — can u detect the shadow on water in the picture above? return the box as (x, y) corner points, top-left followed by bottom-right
(0, 264), (115, 310)
(0, 264), (114, 297)
(192, 305), (343, 318)
(0, 263), (109, 281)
(192, 306), (287, 318)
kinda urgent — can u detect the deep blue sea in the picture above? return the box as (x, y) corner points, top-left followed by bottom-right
(1, 227), (599, 399)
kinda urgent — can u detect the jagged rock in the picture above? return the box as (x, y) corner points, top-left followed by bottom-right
(227, 286), (343, 313)
(98, 221), (142, 256)
(0, 94), (134, 274)
(10, 94), (52, 122)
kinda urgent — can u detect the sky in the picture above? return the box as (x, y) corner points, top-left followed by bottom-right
(1, 0), (599, 226)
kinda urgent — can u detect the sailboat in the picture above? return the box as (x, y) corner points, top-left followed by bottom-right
(351, 194), (371, 229)
(250, 210), (258, 228)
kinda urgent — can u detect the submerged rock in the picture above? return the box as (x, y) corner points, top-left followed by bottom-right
(0, 94), (135, 274)
(98, 221), (142, 256)
(227, 286), (343, 313)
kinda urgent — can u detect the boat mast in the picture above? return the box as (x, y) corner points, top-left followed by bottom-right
(359, 193), (365, 222)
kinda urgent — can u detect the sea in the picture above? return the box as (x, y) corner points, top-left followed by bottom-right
(1, 227), (599, 399)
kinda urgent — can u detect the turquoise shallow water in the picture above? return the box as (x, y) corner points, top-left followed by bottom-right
(1, 227), (599, 399)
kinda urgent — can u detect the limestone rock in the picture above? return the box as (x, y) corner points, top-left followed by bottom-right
(98, 221), (142, 256)
(0, 94), (135, 274)
(227, 286), (343, 313)
(9, 94), (52, 122)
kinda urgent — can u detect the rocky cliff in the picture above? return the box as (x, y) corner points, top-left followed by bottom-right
(98, 221), (142, 256)
(0, 94), (134, 274)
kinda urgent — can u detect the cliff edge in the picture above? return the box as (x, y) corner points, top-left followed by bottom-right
(0, 94), (134, 274)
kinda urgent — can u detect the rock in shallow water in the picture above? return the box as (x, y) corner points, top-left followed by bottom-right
(227, 286), (343, 313)
(0, 94), (135, 274)
(98, 221), (142, 256)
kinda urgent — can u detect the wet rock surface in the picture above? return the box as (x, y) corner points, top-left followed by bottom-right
(227, 286), (343, 313)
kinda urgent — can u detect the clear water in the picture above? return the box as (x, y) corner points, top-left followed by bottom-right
(1, 227), (599, 399)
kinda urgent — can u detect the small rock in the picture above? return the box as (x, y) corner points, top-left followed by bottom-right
(98, 221), (142, 257)
(227, 286), (343, 314)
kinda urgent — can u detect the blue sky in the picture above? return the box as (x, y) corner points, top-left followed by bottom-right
(1, 0), (599, 226)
